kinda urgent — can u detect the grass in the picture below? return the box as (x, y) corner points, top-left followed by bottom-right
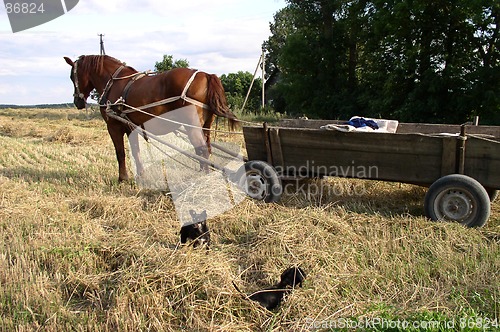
(0, 107), (498, 331)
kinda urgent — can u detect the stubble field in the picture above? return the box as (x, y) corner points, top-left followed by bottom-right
(0, 107), (498, 331)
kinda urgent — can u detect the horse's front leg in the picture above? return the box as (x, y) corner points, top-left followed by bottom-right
(128, 130), (144, 177)
(107, 122), (129, 182)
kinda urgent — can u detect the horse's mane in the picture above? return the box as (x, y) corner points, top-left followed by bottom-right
(78, 55), (137, 74)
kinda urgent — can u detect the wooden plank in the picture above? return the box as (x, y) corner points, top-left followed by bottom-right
(395, 123), (500, 138)
(278, 146), (442, 184)
(274, 128), (444, 185)
(269, 128), (285, 170)
(464, 136), (500, 188)
(242, 126), (267, 162)
(263, 123), (273, 164)
(276, 120), (500, 138)
(440, 136), (457, 176)
(277, 128), (442, 155)
(457, 127), (467, 174)
(397, 123), (461, 134)
(466, 126), (500, 138)
(277, 119), (338, 129)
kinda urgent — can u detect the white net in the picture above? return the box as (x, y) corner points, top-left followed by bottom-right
(128, 105), (246, 226)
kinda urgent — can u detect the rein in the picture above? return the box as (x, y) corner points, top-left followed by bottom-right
(105, 100), (241, 135)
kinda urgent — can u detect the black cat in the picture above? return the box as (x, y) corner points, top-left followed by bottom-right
(179, 210), (210, 248)
(236, 266), (306, 310)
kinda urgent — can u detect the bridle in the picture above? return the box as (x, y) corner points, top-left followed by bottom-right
(71, 56), (126, 108)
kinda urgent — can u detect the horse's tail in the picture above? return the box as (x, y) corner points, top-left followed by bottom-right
(206, 74), (238, 130)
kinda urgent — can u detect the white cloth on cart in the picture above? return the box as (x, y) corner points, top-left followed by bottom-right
(320, 116), (399, 133)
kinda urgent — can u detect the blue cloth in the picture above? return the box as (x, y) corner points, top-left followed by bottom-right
(346, 117), (379, 130)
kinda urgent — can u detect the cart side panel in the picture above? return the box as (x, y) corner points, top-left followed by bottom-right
(272, 128), (453, 185)
(243, 126), (268, 162)
(278, 119), (340, 129)
(397, 124), (500, 137)
(464, 137), (500, 189)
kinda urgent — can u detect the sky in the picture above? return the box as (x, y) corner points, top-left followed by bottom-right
(0, 0), (286, 105)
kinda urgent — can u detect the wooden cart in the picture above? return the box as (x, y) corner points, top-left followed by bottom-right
(240, 120), (500, 227)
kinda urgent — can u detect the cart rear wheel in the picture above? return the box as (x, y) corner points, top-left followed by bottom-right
(424, 174), (490, 228)
(234, 160), (282, 203)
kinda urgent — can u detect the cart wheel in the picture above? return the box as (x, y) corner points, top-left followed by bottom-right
(424, 174), (490, 228)
(234, 160), (282, 203)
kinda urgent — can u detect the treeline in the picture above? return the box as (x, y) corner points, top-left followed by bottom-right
(0, 104), (74, 109)
(264, 0), (499, 124)
(154, 55), (263, 113)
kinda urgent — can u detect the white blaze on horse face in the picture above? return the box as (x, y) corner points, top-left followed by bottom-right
(128, 105), (246, 227)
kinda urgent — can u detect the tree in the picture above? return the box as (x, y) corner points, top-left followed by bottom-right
(262, 7), (296, 112)
(220, 71), (262, 112)
(154, 54), (189, 72)
(265, 0), (499, 124)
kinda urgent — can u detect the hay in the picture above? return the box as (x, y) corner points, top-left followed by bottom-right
(0, 108), (498, 331)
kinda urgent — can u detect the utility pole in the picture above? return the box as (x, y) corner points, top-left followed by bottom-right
(241, 52), (263, 113)
(241, 50), (267, 113)
(98, 34), (105, 55)
(261, 47), (265, 109)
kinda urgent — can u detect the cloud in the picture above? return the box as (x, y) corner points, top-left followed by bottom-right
(0, 0), (285, 104)
(75, 0), (234, 17)
(0, 77), (72, 105)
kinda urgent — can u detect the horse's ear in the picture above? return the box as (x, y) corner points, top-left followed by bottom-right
(63, 56), (74, 66)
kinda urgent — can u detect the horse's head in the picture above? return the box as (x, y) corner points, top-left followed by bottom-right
(64, 56), (93, 109)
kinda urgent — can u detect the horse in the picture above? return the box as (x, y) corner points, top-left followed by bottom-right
(63, 55), (237, 182)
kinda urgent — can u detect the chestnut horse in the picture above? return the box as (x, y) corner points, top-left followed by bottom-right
(64, 55), (237, 182)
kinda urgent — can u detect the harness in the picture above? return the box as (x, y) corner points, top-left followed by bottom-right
(122, 72), (148, 102)
(98, 65), (126, 105)
(71, 56), (209, 113)
(107, 69), (209, 111)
